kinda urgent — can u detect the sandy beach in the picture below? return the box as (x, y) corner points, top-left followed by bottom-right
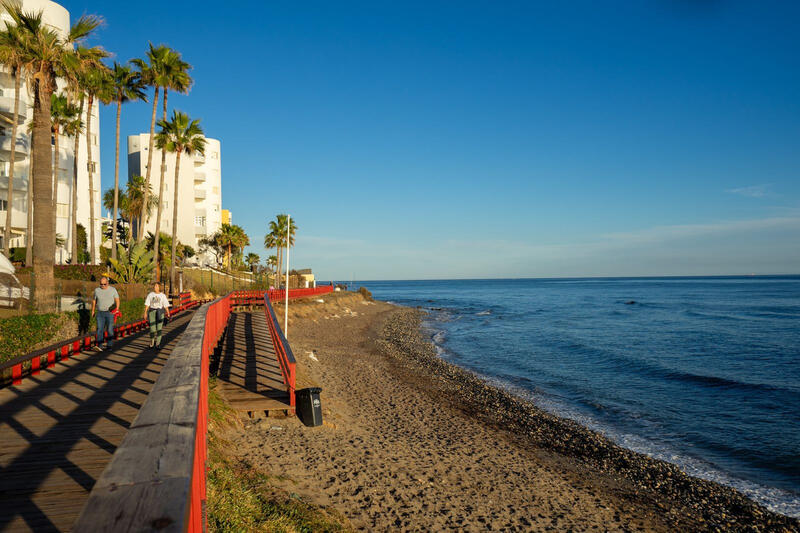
(228, 293), (798, 532)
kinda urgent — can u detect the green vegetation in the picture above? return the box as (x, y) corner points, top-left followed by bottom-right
(206, 384), (351, 533)
(0, 313), (72, 365)
(0, 297), (143, 366)
(106, 242), (155, 283)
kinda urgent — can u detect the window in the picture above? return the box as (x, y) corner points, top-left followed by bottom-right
(0, 161), (9, 177)
(162, 201), (168, 209)
(56, 203), (69, 218)
(194, 216), (206, 226)
(92, 134), (98, 146)
(0, 126), (6, 136)
(0, 199), (6, 212)
(212, 186), (220, 195)
(86, 161), (97, 172)
(210, 152), (219, 160)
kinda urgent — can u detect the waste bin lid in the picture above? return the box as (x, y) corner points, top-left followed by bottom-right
(299, 387), (322, 394)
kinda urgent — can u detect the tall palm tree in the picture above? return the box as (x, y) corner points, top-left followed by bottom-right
(155, 110), (205, 291)
(81, 63), (111, 264)
(0, 22), (29, 256)
(109, 62), (146, 259)
(49, 94), (79, 241)
(4, 2), (102, 309)
(63, 45), (105, 263)
(132, 43), (170, 243)
(152, 49), (191, 280)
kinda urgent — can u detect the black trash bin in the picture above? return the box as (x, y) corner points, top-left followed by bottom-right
(296, 387), (323, 427)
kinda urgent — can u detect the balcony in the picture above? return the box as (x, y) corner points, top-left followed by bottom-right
(0, 133), (30, 159)
(194, 189), (206, 200)
(194, 171), (206, 182)
(194, 225), (206, 235)
(193, 153), (205, 165)
(0, 95), (28, 124)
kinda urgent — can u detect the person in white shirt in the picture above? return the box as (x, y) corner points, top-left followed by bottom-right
(143, 282), (171, 348)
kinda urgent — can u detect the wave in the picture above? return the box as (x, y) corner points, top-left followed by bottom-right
(475, 373), (800, 518)
(476, 309), (492, 316)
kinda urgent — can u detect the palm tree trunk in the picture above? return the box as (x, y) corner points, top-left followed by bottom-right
(25, 133), (33, 267)
(153, 89), (169, 281)
(71, 96), (84, 262)
(31, 79), (56, 312)
(85, 94), (96, 264)
(4, 71), (20, 256)
(170, 149), (181, 293)
(51, 128), (59, 241)
(112, 97), (122, 260)
(139, 86), (159, 242)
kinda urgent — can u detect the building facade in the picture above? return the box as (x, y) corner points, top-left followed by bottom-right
(127, 134), (222, 266)
(0, 0), (103, 262)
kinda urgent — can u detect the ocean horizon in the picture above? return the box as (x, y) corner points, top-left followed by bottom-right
(355, 276), (800, 518)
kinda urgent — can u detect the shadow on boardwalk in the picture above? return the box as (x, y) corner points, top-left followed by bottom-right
(0, 312), (194, 532)
(213, 311), (289, 413)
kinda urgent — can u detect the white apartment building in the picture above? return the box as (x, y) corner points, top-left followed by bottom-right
(0, 0), (102, 262)
(127, 134), (222, 266)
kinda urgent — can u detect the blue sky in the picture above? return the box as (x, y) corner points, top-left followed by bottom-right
(62, 0), (799, 280)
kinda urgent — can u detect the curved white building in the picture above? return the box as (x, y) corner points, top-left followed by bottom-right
(0, 0), (102, 262)
(127, 134), (223, 266)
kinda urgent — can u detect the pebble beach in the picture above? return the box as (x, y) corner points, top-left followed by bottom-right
(230, 293), (799, 531)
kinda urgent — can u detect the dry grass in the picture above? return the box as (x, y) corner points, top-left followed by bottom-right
(206, 381), (352, 533)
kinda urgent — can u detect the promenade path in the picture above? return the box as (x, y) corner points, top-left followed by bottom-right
(0, 311), (195, 532)
(214, 311), (291, 414)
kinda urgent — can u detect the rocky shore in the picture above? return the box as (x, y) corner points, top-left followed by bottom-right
(231, 294), (798, 532)
(380, 307), (799, 532)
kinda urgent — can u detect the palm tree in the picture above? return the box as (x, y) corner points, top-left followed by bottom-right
(64, 45), (105, 263)
(266, 254), (278, 285)
(132, 44), (170, 243)
(49, 94), (80, 242)
(82, 63), (111, 264)
(245, 252), (260, 273)
(61, 106), (83, 260)
(109, 62), (146, 260)
(151, 49), (191, 280)
(4, 2), (102, 309)
(155, 110), (205, 291)
(123, 175), (157, 239)
(0, 22), (29, 257)
(266, 214), (297, 288)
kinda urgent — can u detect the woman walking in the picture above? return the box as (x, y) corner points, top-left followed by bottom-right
(143, 282), (171, 348)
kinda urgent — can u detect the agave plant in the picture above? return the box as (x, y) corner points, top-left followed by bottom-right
(105, 241), (155, 283)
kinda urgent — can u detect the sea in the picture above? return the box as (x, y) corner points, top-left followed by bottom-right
(353, 276), (800, 518)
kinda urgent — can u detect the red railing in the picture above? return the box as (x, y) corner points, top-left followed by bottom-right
(1, 291), (199, 387)
(230, 285), (334, 307)
(191, 293), (232, 529)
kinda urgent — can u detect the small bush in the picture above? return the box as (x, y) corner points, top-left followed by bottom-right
(358, 286), (373, 301)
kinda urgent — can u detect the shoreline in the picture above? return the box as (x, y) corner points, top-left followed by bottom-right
(232, 293), (798, 531)
(381, 305), (798, 530)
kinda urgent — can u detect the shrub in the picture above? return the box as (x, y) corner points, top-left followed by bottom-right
(0, 313), (73, 365)
(358, 286), (373, 301)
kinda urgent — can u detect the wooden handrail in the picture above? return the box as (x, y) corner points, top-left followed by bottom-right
(73, 296), (229, 532)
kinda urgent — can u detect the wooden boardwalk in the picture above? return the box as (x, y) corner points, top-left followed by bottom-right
(0, 311), (195, 532)
(213, 311), (290, 414)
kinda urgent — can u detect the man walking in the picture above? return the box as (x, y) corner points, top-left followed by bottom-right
(91, 276), (121, 350)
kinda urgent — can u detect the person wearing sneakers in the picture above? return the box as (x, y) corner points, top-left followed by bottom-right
(91, 276), (120, 350)
(143, 282), (171, 348)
